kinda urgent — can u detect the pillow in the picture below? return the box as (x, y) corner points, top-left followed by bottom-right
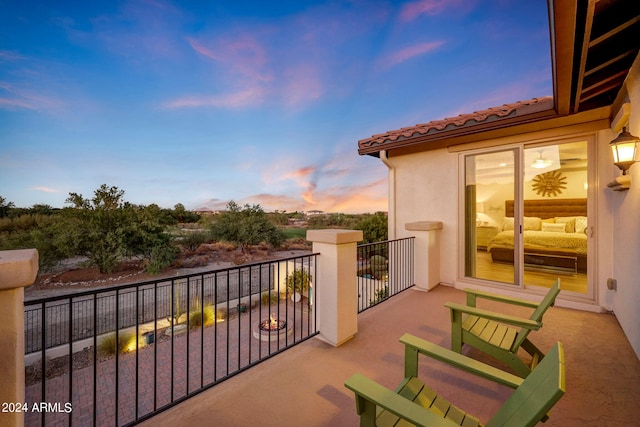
(541, 222), (567, 233)
(541, 218), (556, 224)
(503, 217), (514, 231)
(555, 217), (576, 233)
(523, 216), (542, 231)
(575, 216), (588, 234)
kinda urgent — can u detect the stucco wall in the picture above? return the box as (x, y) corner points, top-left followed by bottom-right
(386, 149), (458, 285)
(610, 53), (640, 359)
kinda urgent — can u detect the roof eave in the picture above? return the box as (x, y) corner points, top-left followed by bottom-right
(358, 106), (557, 156)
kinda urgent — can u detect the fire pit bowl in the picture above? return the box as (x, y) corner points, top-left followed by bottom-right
(252, 313), (293, 341)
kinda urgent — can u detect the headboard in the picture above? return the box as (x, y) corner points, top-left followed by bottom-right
(505, 198), (587, 219)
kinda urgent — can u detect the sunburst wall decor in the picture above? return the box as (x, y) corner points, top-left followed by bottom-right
(531, 170), (567, 197)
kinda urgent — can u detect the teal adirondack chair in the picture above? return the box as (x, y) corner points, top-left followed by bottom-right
(445, 279), (561, 378)
(345, 334), (565, 427)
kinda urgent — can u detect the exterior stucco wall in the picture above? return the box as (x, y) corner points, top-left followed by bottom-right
(385, 148), (458, 285)
(610, 53), (640, 358)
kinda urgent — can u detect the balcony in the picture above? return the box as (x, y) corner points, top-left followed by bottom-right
(2, 233), (639, 427)
(141, 285), (640, 427)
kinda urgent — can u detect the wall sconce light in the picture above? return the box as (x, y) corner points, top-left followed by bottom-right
(607, 127), (639, 191)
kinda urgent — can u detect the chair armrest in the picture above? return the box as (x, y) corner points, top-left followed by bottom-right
(344, 373), (459, 427)
(464, 288), (539, 308)
(399, 334), (523, 389)
(445, 302), (542, 330)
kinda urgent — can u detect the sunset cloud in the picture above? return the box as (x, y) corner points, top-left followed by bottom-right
(32, 186), (60, 193)
(162, 87), (267, 109)
(0, 82), (65, 112)
(200, 177), (387, 214)
(188, 36), (273, 83)
(399, 0), (467, 22)
(379, 41), (445, 69)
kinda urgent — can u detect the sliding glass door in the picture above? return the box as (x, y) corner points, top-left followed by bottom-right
(463, 140), (590, 296)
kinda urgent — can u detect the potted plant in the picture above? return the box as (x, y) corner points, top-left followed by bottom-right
(286, 268), (312, 302)
(370, 255), (388, 280)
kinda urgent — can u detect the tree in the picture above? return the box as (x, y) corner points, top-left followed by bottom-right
(356, 212), (388, 244)
(211, 201), (284, 252)
(0, 196), (15, 218)
(63, 184), (177, 274)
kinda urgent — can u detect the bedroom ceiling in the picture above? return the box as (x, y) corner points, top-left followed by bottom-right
(474, 141), (588, 184)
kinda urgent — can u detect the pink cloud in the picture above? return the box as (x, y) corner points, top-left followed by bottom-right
(282, 64), (324, 107)
(379, 41), (445, 69)
(162, 87), (267, 109)
(202, 177), (387, 214)
(32, 186), (60, 193)
(0, 82), (65, 112)
(399, 0), (456, 22)
(188, 36), (272, 83)
(280, 166), (315, 181)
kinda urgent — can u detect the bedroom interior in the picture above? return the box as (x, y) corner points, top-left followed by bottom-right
(467, 140), (589, 295)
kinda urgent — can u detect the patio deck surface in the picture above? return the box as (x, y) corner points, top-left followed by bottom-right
(141, 285), (640, 427)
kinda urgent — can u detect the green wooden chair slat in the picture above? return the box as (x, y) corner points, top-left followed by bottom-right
(445, 279), (561, 378)
(345, 335), (565, 427)
(461, 314), (479, 330)
(488, 323), (509, 349)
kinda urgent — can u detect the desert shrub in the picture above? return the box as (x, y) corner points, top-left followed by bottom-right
(189, 304), (215, 328)
(210, 201), (284, 253)
(180, 230), (212, 252)
(261, 292), (280, 305)
(216, 307), (228, 321)
(97, 330), (140, 357)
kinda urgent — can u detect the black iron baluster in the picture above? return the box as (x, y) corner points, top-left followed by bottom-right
(68, 296), (73, 427)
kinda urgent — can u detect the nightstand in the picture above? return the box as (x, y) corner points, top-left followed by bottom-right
(476, 225), (498, 250)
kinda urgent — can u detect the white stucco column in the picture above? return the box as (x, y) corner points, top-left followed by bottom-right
(0, 249), (39, 427)
(306, 229), (362, 347)
(405, 221), (443, 291)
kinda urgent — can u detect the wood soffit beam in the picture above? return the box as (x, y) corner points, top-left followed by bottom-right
(581, 70), (628, 101)
(589, 15), (640, 48)
(550, 0), (578, 116)
(573, 0), (596, 114)
(583, 49), (637, 77)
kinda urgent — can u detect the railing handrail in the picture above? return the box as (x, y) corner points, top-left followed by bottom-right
(357, 236), (414, 248)
(24, 252), (319, 426)
(25, 252), (319, 305)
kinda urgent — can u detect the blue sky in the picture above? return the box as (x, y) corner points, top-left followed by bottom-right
(0, 0), (551, 213)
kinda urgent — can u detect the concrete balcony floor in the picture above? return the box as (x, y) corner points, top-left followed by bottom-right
(142, 285), (640, 427)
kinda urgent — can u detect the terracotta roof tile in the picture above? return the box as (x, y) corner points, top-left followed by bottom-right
(358, 96), (554, 152)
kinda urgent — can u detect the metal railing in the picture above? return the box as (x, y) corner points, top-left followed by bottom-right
(357, 237), (415, 312)
(24, 253), (318, 426)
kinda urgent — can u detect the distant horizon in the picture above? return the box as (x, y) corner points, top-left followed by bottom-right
(3, 192), (387, 216)
(1, 0), (551, 214)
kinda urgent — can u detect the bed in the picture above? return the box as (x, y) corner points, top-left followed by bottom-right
(487, 199), (588, 273)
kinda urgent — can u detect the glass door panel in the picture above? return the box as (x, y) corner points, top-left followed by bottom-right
(522, 142), (589, 294)
(464, 150), (516, 285)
